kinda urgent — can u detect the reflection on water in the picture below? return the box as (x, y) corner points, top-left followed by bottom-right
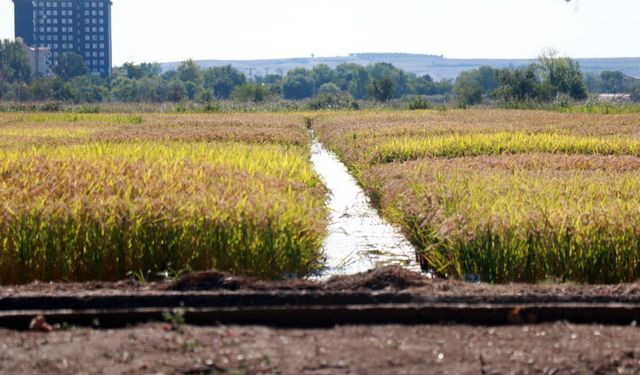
(310, 136), (421, 277)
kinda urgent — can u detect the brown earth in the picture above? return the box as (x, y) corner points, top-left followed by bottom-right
(1, 322), (639, 374)
(3, 267), (640, 373)
(4, 266), (640, 300)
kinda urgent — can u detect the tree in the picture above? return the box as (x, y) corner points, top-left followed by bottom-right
(494, 65), (543, 103)
(121, 62), (161, 79)
(412, 74), (437, 96)
(161, 70), (177, 81)
(52, 52), (88, 81)
(583, 72), (603, 93)
(334, 63), (370, 99)
(257, 74), (282, 85)
(3, 83), (31, 101)
(450, 67), (498, 106)
(121, 62), (143, 79)
(369, 77), (394, 102)
(30, 76), (65, 100)
(307, 92), (358, 110)
(475, 66), (500, 94)
(255, 74), (283, 96)
(184, 81), (203, 100)
(600, 71), (626, 93)
(110, 75), (137, 101)
(231, 83), (269, 102)
(282, 68), (315, 99)
(317, 82), (342, 95)
(454, 71), (483, 106)
(202, 65), (246, 99)
(434, 79), (454, 96)
(176, 59), (202, 83)
(174, 60), (204, 100)
(0, 80), (7, 99)
(538, 50), (587, 100)
(63, 75), (107, 103)
(136, 77), (167, 102)
(140, 62), (162, 77)
(367, 63), (408, 98)
(312, 64), (334, 89)
(166, 80), (187, 102)
(0, 39), (32, 84)
(631, 84), (640, 103)
(411, 74), (454, 96)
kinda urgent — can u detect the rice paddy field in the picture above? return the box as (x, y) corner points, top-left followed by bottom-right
(314, 109), (640, 283)
(0, 113), (327, 283)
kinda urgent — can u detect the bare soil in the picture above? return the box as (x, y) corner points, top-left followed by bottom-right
(1, 323), (639, 374)
(4, 266), (640, 300)
(3, 267), (640, 374)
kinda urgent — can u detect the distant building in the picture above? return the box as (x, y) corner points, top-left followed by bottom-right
(598, 93), (631, 103)
(13, 0), (112, 76)
(19, 39), (51, 76)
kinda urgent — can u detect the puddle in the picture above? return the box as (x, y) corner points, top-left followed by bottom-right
(310, 135), (421, 277)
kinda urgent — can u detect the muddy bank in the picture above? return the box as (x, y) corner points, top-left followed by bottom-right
(3, 267), (640, 328)
(2, 323), (639, 374)
(4, 266), (640, 301)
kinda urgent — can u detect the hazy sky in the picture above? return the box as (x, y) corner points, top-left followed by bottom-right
(1, 0), (639, 65)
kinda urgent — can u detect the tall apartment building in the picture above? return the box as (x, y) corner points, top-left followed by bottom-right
(13, 0), (112, 76)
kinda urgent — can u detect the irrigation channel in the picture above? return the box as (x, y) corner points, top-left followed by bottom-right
(309, 133), (421, 277)
(4, 131), (640, 329)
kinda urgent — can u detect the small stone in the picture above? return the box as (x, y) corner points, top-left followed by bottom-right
(29, 315), (53, 332)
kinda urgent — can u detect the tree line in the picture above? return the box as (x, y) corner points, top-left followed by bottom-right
(1, 39), (638, 106)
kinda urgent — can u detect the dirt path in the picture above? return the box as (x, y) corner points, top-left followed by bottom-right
(2, 323), (639, 374)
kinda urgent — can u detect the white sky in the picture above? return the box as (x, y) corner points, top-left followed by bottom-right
(1, 0), (639, 66)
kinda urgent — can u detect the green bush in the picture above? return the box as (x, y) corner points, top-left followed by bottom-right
(232, 83), (270, 103)
(317, 83), (342, 95)
(307, 93), (359, 110)
(38, 101), (63, 112)
(202, 101), (221, 112)
(407, 97), (433, 110)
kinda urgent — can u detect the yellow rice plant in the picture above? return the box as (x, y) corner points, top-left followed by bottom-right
(314, 110), (640, 283)
(372, 133), (640, 163)
(0, 112), (310, 150)
(0, 113), (327, 283)
(313, 109), (640, 166)
(362, 155), (640, 282)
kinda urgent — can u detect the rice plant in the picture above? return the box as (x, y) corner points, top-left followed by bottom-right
(314, 109), (640, 283)
(372, 133), (640, 163)
(0, 113), (327, 283)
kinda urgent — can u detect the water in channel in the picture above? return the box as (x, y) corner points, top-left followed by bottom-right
(310, 136), (421, 277)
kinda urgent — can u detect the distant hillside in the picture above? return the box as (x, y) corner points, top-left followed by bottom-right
(161, 53), (640, 81)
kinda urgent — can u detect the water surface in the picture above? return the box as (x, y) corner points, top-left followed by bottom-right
(310, 137), (421, 277)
